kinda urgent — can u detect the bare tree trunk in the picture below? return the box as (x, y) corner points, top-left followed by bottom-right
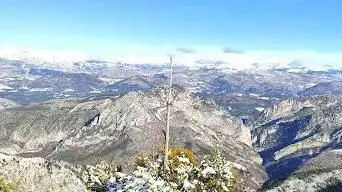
(164, 55), (174, 171)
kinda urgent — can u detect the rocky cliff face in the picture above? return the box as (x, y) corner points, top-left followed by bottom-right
(0, 153), (88, 192)
(265, 150), (342, 192)
(251, 95), (342, 184)
(0, 86), (267, 190)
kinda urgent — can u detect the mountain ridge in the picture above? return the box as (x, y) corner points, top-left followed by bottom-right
(251, 95), (342, 186)
(0, 86), (267, 190)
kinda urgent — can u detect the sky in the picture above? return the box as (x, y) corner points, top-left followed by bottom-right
(0, 0), (342, 67)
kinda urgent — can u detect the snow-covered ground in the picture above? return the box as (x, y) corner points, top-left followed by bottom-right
(62, 89), (75, 92)
(0, 84), (14, 90)
(255, 107), (265, 112)
(28, 88), (53, 92)
(89, 90), (102, 94)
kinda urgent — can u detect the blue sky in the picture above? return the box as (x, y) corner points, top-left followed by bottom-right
(1, 0), (342, 56)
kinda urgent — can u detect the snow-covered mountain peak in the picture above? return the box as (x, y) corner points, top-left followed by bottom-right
(0, 47), (90, 69)
(1, 47), (341, 73)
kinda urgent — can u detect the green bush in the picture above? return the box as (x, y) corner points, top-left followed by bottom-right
(87, 148), (239, 191)
(168, 147), (197, 166)
(135, 155), (151, 168)
(85, 161), (117, 192)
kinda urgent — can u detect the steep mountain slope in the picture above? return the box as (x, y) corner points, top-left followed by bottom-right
(298, 80), (342, 97)
(104, 75), (156, 93)
(0, 87), (267, 190)
(266, 150), (342, 192)
(251, 95), (342, 182)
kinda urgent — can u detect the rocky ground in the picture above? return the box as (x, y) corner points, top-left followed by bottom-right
(0, 153), (88, 192)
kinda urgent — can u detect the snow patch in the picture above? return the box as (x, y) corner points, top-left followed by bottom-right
(304, 83), (317, 89)
(201, 167), (216, 177)
(256, 107), (265, 112)
(331, 149), (342, 153)
(260, 97), (270, 100)
(249, 93), (260, 97)
(287, 68), (306, 73)
(29, 88), (52, 92)
(63, 89), (75, 92)
(89, 90), (102, 94)
(19, 86), (29, 90)
(0, 84), (13, 90)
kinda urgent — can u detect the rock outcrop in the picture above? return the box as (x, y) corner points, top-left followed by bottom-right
(265, 150), (342, 192)
(251, 95), (342, 183)
(0, 87), (267, 190)
(0, 98), (19, 110)
(0, 153), (88, 192)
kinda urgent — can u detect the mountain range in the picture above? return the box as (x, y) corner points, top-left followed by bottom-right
(1, 52), (342, 191)
(0, 86), (267, 190)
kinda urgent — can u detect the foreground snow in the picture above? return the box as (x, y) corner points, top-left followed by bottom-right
(87, 150), (240, 192)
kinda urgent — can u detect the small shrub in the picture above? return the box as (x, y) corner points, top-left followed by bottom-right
(193, 150), (237, 192)
(0, 177), (15, 192)
(168, 147), (197, 166)
(135, 155), (150, 168)
(85, 148), (239, 191)
(86, 161), (117, 192)
(106, 148), (237, 191)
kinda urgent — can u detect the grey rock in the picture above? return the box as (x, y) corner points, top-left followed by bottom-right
(252, 95), (342, 182)
(0, 98), (19, 110)
(0, 87), (267, 190)
(265, 150), (342, 192)
(0, 153), (88, 192)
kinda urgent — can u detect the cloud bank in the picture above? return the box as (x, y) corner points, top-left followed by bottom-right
(222, 47), (244, 54)
(175, 47), (196, 54)
(1, 45), (341, 70)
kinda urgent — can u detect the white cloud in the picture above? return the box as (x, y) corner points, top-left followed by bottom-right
(1, 45), (341, 70)
(0, 47), (88, 63)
